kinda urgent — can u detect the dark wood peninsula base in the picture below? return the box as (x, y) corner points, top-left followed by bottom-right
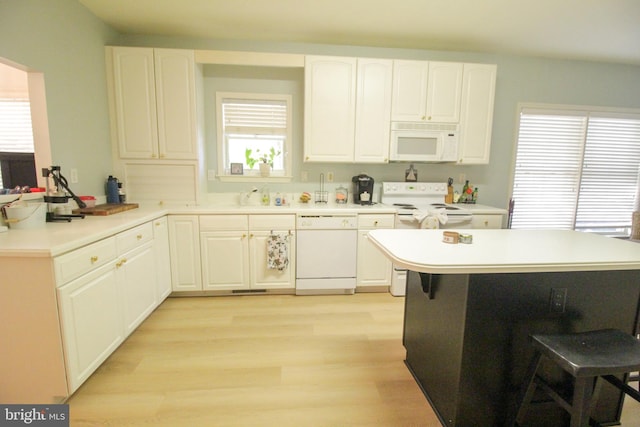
(403, 270), (640, 426)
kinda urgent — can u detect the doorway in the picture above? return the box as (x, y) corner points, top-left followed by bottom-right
(0, 59), (52, 190)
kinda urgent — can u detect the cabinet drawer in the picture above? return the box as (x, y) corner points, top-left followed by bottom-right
(249, 214), (295, 231)
(358, 214), (395, 229)
(471, 214), (503, 229)
(116, 222), (153, 254)
(200, 215), (248, 231)
(54, 237), (117, 286)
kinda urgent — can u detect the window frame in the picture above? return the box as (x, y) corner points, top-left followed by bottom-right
(215, 91), (293, 182)
(509, 103), (640, 237)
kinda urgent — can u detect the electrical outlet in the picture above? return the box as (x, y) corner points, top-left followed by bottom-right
(207, 169), (216, 181)
(70, 168), (78, 183)
(327, 172), (334, 183)
(549, 288), (567, 313)
(301, 170), (308, 182)
(459, 173), (466, 184)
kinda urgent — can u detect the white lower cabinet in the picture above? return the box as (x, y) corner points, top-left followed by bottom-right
(153, 217), (172, 301)
(168, 215), (202, 291)
(55, 218), (165, 394)
(57, 262), (123, 393)
(118, 242), (157, 335)
(199, 214), (296, 291)
(471, 214), (504, 229)
(201, 229), (250, 290)
(356, 214), (394, 290)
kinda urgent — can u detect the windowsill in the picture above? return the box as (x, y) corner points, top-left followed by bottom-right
(217, 175), (293, 183)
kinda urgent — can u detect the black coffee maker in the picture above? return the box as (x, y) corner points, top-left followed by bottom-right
(352, 174), (375, 205)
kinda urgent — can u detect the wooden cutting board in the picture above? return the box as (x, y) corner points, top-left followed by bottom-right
(73, 203), (139, 216)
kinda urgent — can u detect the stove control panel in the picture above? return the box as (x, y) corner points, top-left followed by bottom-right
(382, 182), (448, 196)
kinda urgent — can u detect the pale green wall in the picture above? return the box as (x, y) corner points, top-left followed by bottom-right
(1, 1), (639, 208)
(0, 0), (118, 195)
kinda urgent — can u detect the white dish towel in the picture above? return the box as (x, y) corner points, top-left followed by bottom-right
(267, 233), (289, 271)
(412, 209), (448, 229)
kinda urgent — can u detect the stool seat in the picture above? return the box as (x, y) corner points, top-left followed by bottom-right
(509, 329), (640, 427)
(532, 328), (640, 377)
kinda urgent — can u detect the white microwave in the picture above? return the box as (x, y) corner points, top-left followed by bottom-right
(390, 122), (459, 162)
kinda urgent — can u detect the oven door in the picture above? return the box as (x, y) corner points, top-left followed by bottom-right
(395, 213), (473, 229)
(440, 214), (473, 229)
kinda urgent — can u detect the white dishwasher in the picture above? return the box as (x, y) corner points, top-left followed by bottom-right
(296, 214), (358, 295)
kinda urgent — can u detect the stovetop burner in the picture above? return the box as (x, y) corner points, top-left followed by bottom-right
(393, 203), (417, 209)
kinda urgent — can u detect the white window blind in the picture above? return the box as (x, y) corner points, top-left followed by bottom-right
(222, 98), (287, 135)
(511, 106), (640, 237)
(0, 99), (34, 153)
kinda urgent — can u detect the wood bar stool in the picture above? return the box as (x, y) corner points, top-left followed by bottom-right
(509, 329), (640, 427)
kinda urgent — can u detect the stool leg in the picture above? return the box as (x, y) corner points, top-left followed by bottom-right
(506, 352), (542, 427)
(571, 376), (595, 427)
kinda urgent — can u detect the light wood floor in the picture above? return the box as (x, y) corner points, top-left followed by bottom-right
(67, 293), (640, 426)
(67, 293), (440, 426)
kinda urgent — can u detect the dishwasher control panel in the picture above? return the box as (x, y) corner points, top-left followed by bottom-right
(296, 215), (357, 229)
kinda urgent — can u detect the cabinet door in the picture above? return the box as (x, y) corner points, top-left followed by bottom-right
(391, 60), (429, 121)
(250, 230), (295, 290)
(201, 231), (250, 290)
(168, 216), (202, 291)
(357, 217), (393, 289)
(111, 47), (158, 159)
(118, 242), (157, 336)
(426, 62), (463, 123)
(304, 56), (356, 162)
(458, 64), (497, 164)
(354, 58), (393, 163)
(153, 217), (172, 301)
(154, 49), (198, 160)
(57, 263), (123, 393)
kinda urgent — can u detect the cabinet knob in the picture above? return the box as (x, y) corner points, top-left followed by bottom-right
(421, 115), (426, 120)
(116, 258), (128, 268)
(242, 233), (247, 239)
(90, 256), (98, 263)
(374, 221), (379, 226)
(136, 234), (143, 240)
(484, 220), (489, 227)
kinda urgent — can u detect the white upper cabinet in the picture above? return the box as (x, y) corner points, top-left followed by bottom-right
(108, 47), (199, 160)
(304, 56), (357, 162)
(391, 60), (463, 123)
(304, 56), (392, 163)
(457, 63), (497, 164)
(354, 58), (393, 163)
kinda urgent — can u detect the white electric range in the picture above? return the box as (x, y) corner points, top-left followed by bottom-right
(381, 181), (475, 296)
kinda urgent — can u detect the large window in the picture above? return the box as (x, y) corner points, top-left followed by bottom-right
(216, 92), (292, 180)
(511, 105), (640, 237)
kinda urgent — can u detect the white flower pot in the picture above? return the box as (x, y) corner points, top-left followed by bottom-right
(259, 163), (271, 177)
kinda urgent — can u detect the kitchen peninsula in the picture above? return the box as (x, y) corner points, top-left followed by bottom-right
(368, 229), (640, 426)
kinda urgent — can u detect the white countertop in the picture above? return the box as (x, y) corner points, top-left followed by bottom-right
(368, 229), (640, 274)
(0, 202), (396, 257)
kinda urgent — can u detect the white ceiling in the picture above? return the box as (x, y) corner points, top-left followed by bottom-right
(79, 0), (640, 65)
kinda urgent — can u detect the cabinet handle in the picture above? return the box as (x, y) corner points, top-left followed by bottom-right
(136, 234), (143, 240)
(90, 256), (98, 263)
(484, 220), (489, 227)
(116, 258), (128, 268)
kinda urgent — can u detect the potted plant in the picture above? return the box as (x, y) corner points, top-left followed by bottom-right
(245, 147), (281, 177)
